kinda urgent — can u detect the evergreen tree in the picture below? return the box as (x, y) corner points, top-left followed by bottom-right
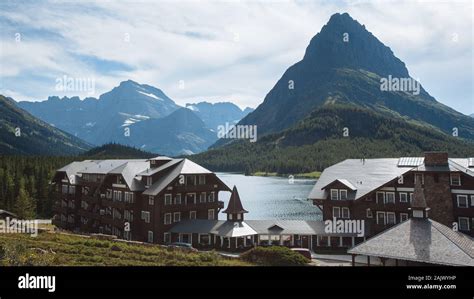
(13, 178), (36, 219)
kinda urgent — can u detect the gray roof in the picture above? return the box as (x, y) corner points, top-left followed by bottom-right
(169, 219), (257, 237)
(142, 158), (219, 196)
(169, 220), (359, 237)
(108, 161), (149, 191)
(213, 221), (258, 237)
(56, 160), (98, 184)
(309, 159), (410, 200)
(348, 218), (474, 266)
(55, 157), (223, 194)
(309, 157), (474, 201)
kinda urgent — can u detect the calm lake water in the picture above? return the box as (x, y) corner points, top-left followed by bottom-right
(216, 173), (321, 221)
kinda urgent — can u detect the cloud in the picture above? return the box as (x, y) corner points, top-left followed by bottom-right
(0, 0), (472, 113)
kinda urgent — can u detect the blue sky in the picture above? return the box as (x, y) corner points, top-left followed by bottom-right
(0, 0), (472, 114)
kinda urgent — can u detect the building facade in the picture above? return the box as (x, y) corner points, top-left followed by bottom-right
(309, 152), (474, 239)
(52, 157), (230, 244)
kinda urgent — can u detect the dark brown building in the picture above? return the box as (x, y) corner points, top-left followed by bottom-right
(51, 157), (230, 244)
(309, 152), (474, 240)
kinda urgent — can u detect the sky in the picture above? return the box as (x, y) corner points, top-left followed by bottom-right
(0, 0), (473, 114)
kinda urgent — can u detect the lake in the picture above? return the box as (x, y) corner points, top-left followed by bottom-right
(216, 173), (321, 221)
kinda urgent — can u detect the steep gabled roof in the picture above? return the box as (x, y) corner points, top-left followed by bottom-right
(108, 161), (149, 191)
(309, 159), (410, 200)
(142, 158), (230, 196)
(321, 178), (357, 191)
(223, 186), (248, 214)
(348, 218), (474, 266)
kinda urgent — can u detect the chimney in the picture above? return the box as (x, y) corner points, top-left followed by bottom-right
(409, 180), (429, 219)
(424, 152), (448, 166)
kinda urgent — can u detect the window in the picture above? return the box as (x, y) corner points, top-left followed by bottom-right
(149, 196), (154, 205)
(340, 190), (348, 200)
(164, 213), (172, 224)
(173, 212), (181, 223)
(163, 233), (171, 244)
(399, 192), (408, 203)
(414, 173), (424, 185)
(229, 214), (233, 220)
(146, 177), (152, 186)
(236, 213), (242, 220)
(141, 211), (150, 223)
(457, 195), (469, 208)
(376, 212), (386, 225)
(164, 194), (172, 205)
(124, 192), (134, 203)
(385, 192), (395, 204)
(62, 185), (68, 194)
(186, 175), (196, 186)
(458, 217), (470, 231)
(366, 209), (372, 218)
(174, 194), (181, 205)
(199, 175), (206, 185)
(386, 212), (396, 225)
(400, 213), (409, 222)
(200, 192), (206, 203)
(208, 209), (215, 220)
(333, 207), (341, 218)
(409, 193), (413, 202)
(342, 207), (350, 219)
(471, 195), (474, 207)
(187, 193), (196, 204)
(450, 174), (461, 186)
(147, 231), (153, 243)
(113, 190), (122, 202)
(376, 192), (385, 204)
(208, 192), (215, 202)
(330, 189), (339, 200)
(69, 185), (76, 194)
(189, 211), (196, 219)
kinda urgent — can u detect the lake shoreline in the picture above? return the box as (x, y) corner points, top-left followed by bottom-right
(251, 171), (321, 179)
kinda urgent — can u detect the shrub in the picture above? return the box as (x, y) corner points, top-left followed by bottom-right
(240, 246), (310, 266)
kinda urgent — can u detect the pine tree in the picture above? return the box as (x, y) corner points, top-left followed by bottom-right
(13, 178), (36, 219)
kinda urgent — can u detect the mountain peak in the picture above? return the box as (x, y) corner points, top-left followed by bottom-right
(327, 12), (357, 25)
(302, 12), (409, 78)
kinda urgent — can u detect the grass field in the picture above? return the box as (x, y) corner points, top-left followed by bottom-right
(0, 232), (251, 266)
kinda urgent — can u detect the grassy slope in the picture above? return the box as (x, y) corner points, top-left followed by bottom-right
(0, 232), (250, 266)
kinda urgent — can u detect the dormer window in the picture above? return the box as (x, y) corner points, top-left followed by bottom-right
(340, 190), (348, 200)
(146, 177), (152, 187)
(450, 174), (461, 186)
(330, 189), (339, 200)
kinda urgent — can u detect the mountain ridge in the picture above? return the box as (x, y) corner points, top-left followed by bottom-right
(0, 95), (91, 155)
